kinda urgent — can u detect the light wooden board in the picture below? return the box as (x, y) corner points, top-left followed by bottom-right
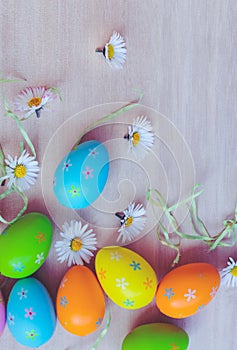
(0, 0), (237, 349)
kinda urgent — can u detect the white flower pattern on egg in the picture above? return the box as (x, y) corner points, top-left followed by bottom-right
(210, 286), (218, 298)
(88, 148), (98, 158)
(184, 288), (196, 302)
(35, 252), (44, 264)
(17, 288), (28, 300)
(116, 278), (129, 290)
(8, 313), (15, 325)
(63, 159), (72, 172)
(110, 251), (122, 261)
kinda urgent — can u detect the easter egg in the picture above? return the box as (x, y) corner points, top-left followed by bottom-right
(122, 323), (189, 350)
(0, 212), (52, 278)
(7, 277), (56, 347)
(56, 265), (105, 336)
(95, 246), (157, 309)
(0, 290), (6, 336)
(156, 262), (220, 318)
(53, 140), (109, 209)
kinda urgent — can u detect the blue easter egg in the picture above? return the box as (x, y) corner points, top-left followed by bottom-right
(7, 277), (56, 348)
(53, 140), (109, 209)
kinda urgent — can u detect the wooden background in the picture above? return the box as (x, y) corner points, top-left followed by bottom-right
(0, 0), (237, 349)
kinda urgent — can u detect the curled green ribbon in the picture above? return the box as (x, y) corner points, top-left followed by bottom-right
(0, 144), (6, 178)
(73, 94), (143, 149)
(0, 97), (37, 226)
(190, 199), (237, 251)
(91, 308), (111, 350)
(3, 97), (36, 157)
(147, 184), (237, 265)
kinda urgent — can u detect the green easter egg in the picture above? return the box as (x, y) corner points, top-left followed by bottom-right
(0, 212), (52, 278)
(122, 323), (189, 350)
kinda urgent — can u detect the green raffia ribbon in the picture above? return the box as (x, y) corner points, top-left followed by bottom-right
(147, 184), (212, 265)
(91, 309), (111, 350)
(0, 144), (6, 178)
(147, 184), (237, 265)
(73, 94), (143, 149)
(0, 96), (37, 225)
(3, 97), (36, 158)
(190, 197), (237, 251)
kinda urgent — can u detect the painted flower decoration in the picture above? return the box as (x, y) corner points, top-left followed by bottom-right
(96, 31), (127, 69)
(220, 257), (237, 287)
(0, 149), (40, 191)
(14, 86), (58, 120)
(55, 220), (97, 266)
(115, 202), (147, 243)
(125, 116), (154, 159)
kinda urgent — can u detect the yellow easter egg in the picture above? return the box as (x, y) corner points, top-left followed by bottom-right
(95, 246), (158, 309)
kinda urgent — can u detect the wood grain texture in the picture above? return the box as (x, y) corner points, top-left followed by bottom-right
(0, 0), (237, 349)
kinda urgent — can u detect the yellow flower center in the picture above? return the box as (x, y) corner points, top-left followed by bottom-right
(71, 237), (83, 252)
(107, 44), (115, 60)
(231, 266), (237, 277)
(125, 216), (133, 227)
(132, 132), (140, 146)
(14, 164), (27, 178)
(28, 97), (42, 108)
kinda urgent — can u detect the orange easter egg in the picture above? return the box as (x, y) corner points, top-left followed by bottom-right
(156, 262), (220, 318)
(56, 265), (105, 336)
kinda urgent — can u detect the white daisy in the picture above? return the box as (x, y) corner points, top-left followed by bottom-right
(0, 150), (40, 191)
(125, 116), (154, 159)
(14, 86), (57, 120)
(96, 31), (127, 69)
(220, 257), (237, 287)
(115, 202), (147, 243)
(55, 220), (97, 267)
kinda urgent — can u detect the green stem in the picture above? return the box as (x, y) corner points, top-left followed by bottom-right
(0, 77), (26, 83)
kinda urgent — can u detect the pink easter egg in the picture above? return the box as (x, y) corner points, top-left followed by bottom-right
(0, 290), (6, 336)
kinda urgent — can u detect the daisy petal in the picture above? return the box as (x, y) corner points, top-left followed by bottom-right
(125, 116), (154, 160)
(54, 220), (97, 266)
(3, 150), (40, 191)
(97, 31), (127, 70)
(220, 257), (237, 287)
(115, 202), (147, 243)
(14, 86), (58, 120)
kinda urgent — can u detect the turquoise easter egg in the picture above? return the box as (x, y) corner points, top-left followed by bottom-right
(0, 213), (53, 278)
(0, 290), (6, 336)
(7, 277), (56, 348)
(53, 140), (109, 209)
(122, 323), (189, 350)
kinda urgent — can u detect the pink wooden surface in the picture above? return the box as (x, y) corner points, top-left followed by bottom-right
(0, 1), (237, 349)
